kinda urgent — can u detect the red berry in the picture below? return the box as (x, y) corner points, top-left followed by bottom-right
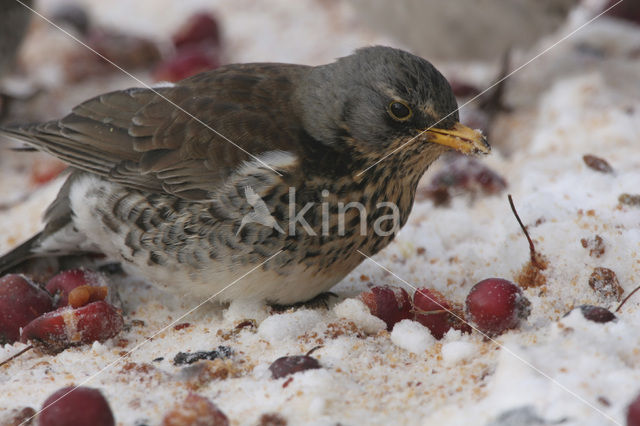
(420, 157), (507, 206)
(359, 285), (412, 331)
(465, 278), (531, 336)
(413, 288), (472, 339)
(30, 158), (68, 186)
(20, 301), (123, 354)
(448, 79), (481, 98)
(153, 46), (220, 82)
(45, 269), (103, 308)
(39, 386), (114, 426)
(162, 393), (228, 426)
(628, 392), (640, 426)
(173, 12), (221, 50)
(0, 274), (53, 344)
(269, 355), (321, 379)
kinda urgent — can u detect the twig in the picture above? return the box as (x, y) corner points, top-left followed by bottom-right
(0, 345), (32, 367)
(305, 346), (323, 357)
(508, 195), (535, 258)
(616, 285), (640, 312)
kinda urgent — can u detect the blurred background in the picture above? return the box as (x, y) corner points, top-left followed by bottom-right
(0, 0), (638, 203)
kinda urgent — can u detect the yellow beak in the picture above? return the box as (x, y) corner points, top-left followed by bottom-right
(425, 123), (490, 155)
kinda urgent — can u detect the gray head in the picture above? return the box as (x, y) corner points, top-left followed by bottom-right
(296, 46), (488, 160)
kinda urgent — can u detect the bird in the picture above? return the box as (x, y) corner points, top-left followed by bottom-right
(0, 46), (489, 304)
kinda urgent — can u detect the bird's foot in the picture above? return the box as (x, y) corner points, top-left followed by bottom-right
(270, 291), (339, 312)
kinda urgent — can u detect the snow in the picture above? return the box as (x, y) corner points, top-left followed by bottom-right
(257, 310), (324, 343)
(441, 340), (477, 366)
(332, 298), (386, 335)
(390, 319), (435, 354)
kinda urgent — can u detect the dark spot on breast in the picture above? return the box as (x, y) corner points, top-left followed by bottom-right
(135, 209), (151, 231)
(148, 251), (164, 265)
(101, 211), (120, 233)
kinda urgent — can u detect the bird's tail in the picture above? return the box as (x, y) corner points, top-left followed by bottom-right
(0, 232), (42, 275)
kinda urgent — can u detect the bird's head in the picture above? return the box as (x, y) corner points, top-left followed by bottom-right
(296, 46), (490, 172)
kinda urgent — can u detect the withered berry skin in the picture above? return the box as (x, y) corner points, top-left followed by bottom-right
(20, 300), (123, 354)
(269, 355), (321, 379)
(420, 157), (507, 205)
(413, 288), (470, 339)
(360, 285), (412, 331)
(162, 393), (228, 426)
(0, 274), (53, 344)
(39, 386), (114, 426)
(45, 269), (102, 308)
(583, 154), (614, 174)
(465, 278), (531, 336)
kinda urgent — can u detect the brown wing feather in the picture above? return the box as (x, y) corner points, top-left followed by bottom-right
(1, 63), (308, 200)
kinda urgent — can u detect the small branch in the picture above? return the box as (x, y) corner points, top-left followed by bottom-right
(616, 285), (640, 312)
(508, 194), (542, 267)
(305, 346), (323, 357)
(0, 345), (32, 368)
(411, 308), (448, 316)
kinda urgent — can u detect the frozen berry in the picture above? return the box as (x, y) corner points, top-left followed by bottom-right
(39, 386), (114, 426)
(0, 407), (36, 426)
(465, 278), (531, 336)
(162, 393), (228, 426)
(269, 355), (321, 379)
(173, 12), (221, 50)
(573, 305), (617, 323)
(258, 413), (287, 426)
(628, 392), (640, 426)
(30, 158), (68, 186)
(583, 154), (614, 174)
(21, 301), (123, 354)
(359, 285), (412, 331)
(448, 79), (481, 98)
(419, 156), (507, 206)
(45, 269), (104, 308)
(588, 267), (623, 302)
(153, 46), (220, 82)
(413, 288), (470, 339)
(0, 274), (53, 344)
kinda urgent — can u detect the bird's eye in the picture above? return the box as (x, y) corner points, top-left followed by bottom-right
(387, 101), (412, 121)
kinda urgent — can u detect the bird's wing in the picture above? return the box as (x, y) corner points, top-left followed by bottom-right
(1, 63), (307, 200)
